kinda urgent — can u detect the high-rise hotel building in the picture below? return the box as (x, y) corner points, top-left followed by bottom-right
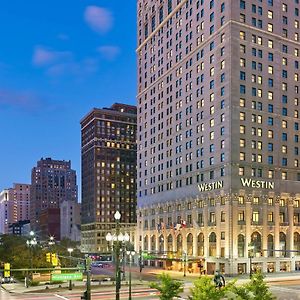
(81, 103), (137, 253)
(137, 0), (300, 274)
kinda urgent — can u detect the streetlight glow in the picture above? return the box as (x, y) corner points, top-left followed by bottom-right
(67, 248), (74, 254)
(124, 233), (130, 242)
(106, 233), (112, 242)
(114, 211), (121, 220)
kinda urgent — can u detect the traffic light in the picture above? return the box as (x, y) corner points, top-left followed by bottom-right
(46, 252), (51, 263)
(51, 253), (58, 266)
(4, 263), (10, 277)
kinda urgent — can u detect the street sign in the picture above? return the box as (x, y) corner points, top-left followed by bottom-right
(142, 253), (156, 259)
(51, 273), (83, 281)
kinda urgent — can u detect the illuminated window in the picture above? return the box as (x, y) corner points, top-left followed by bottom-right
(238, 196), (244, 205)
(268, 170), (274, 178)
(282, 171), (287, 180)
(268, 66), (273, 74)
(268, 11), (273, 19)
(239, 167), (244, 176)
(240, 152), (245, 161)
(268, 40), (273, 48)
(252, 211), (259, 222)
(268, 198), (274, 205)
(268, 23), (273, 32)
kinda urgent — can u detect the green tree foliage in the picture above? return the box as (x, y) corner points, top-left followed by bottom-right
(189, 272), (275, 300)
(189, 276), (234, 300)
(242, 272), (276, 300)
(150, 273), (184, 300)
(0, 235), (82, 269)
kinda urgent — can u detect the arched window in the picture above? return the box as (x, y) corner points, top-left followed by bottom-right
(167, 234), (173, 252)
(294, 232), (300, 252)
(151, 235), (156, 251)
(197, 233), (204, 256)
(187, 233), (193, 256)
(144, 235), (148, 251)
(267, 234), (274, 257)
(251, 231), (262, 253)
(177, 234), (183, 255)
(209, 232), (217, 257)
(279, 232), (287, 257)
(238, 234), (245, 257)
(159, 235), (164, 253)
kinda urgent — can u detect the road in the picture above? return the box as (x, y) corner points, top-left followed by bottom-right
(0, 287), (159, 300)
(269, 279), (300, 300)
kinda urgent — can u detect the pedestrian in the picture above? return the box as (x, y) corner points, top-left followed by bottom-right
(213, 270), (225, 289)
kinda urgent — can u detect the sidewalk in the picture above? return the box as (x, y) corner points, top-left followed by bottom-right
(139, 266), (300, 283)
(1, 279), (147, 295)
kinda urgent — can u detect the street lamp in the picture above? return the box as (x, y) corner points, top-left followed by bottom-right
(126, 250), (136, 300)
(48, 236), (55, 246)
(67, 248), (74, 290)
(26, 232), (37, 283)
(248, 243), (255, 278)
(182, 251), (187, 277)
(105, 211), (130, 300)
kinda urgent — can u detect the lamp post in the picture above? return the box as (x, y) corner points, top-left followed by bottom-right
(67, 248), (74, 290)
(105, 211), (130, 300)
(126, 250), (136, 300)
(138, 247), (144, 282)
(26, 231), (37, 282)
(182, 251), (187, 277)
(248, 243), (255, 278)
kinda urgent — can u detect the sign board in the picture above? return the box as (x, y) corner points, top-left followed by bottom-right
(142, 253), (156, 260)
(51, 273), (83, 281)
(198, 180), (224, 192)
(240, 178), (274, 189)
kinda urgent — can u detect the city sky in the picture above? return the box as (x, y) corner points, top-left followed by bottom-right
(0, 0), (137, 197)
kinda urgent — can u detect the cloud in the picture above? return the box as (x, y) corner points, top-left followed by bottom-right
(32, 46), (72, 67)
(97, 46), (120, 60)
(0, 89), (43, 112)
(84, 6), (113, 34)
(32, 46), (100, 79)
(46, 58), (99, 78)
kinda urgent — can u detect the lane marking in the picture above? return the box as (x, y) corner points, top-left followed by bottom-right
(54, 295), (69, 300)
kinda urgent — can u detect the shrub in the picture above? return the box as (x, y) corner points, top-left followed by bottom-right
(149, 273), (184, 300)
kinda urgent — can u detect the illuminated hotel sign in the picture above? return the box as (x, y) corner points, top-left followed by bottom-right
(198, 181), (224, 192)
(240, 178), (274, 189)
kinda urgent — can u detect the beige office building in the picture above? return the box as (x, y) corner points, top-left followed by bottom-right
(136, 0), (300, 274)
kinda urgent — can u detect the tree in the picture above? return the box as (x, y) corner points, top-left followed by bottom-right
(243, 272), (275, 300)
(150, 273), (184, 300)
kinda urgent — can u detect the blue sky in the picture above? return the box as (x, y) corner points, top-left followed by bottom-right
(0, 0), (137, 198)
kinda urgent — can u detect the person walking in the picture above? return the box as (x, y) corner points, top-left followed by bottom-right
(213, 270), (225, 289)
